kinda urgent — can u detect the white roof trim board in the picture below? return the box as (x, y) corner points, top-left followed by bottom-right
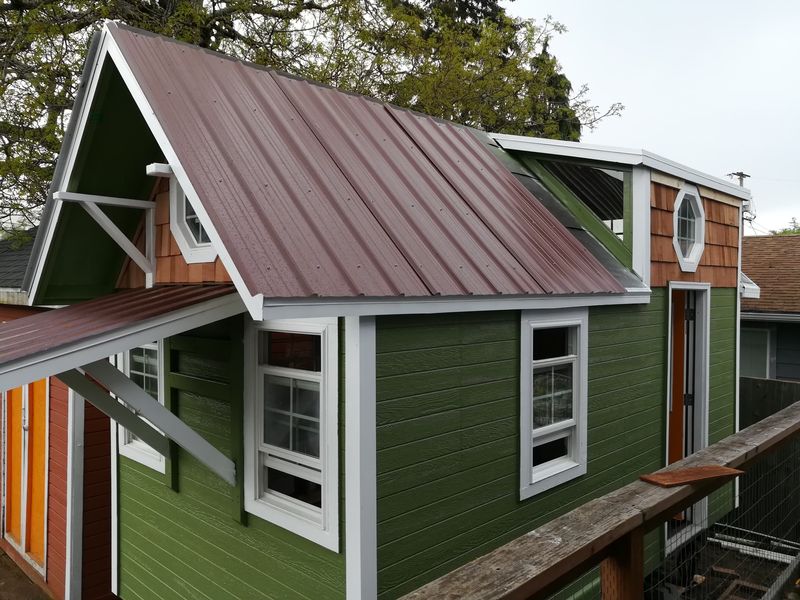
(740, 272), (761, 300)
(492, 133), (751, 201)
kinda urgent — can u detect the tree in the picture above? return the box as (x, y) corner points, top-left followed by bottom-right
(770, 218), (800, 236)
(0, 0), (622, 239)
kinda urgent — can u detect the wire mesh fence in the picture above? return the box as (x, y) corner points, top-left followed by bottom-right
(643, 435), (800, 599)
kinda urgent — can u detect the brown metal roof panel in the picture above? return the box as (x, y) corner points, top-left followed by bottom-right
(110, 28), (429, 299)
(275, 74), (547, 296)
(0, 286), (235, 366)
(388, 109), (624, 294)
(108, 24), (623, 300)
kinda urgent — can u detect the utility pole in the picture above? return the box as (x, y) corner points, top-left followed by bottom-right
(727, 171), (750, 187)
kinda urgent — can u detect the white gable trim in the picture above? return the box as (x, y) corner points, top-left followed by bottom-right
(104, 24), (263, 319)
(28, 29), (113, 304)
(29, 23), (263, 319)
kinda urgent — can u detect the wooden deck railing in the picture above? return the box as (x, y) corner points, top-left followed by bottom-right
(400, 400), (800, 600)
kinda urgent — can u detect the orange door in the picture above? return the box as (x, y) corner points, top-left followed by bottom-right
(3, 380), (47, 569)
(668, 289), (686, 466)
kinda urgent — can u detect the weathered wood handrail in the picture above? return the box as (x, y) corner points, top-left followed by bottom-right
(401, 400), (800, 600)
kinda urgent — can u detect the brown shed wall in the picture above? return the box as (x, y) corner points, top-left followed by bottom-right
(81, 403), (115, 600)
(117, 179), (231, 288)
(47, 377), (69, 600)
(650, 181), (740, 287)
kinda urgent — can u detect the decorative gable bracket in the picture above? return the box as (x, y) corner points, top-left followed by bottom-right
(53, 190), (156, 287)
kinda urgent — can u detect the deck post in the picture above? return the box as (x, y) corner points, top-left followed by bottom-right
(600, 526), (644, 600)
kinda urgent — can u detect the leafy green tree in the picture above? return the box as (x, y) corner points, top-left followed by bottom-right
(770, 218), (800, 236)
(0, 0), (621, 238)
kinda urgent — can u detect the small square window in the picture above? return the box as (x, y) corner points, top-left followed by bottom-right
(115, 342), (165, 473)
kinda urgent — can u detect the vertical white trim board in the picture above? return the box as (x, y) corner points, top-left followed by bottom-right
(345, 316), (377, 600)
(65, 390), (84, 600)
(110, 419), (119, 596)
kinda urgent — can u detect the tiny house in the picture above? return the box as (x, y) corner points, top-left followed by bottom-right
(0, 22), (748, 600)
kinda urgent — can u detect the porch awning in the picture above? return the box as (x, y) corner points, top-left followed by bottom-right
(0, 285), (243, 392)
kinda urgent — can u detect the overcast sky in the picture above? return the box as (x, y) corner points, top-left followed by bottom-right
(505, 1), (799, 235)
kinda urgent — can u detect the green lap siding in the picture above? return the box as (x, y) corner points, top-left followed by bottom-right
(375, 293), (670, 599)
(117, 317), (346, 600)
(707, 288), (738, 523)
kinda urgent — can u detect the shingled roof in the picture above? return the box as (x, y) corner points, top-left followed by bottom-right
(102, 23), (625, 301)
(0, 230), (35, 289)
(742, 235), (800, 314)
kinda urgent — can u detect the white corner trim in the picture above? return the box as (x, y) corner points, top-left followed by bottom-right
(631, 166), (651, 286)
(519, 308), (589, 501)
(104, 26), (263, 319)
(110, 418), (119, 596)
(491, 133), (751, 201)
(64, 390), (84, 600)
(345, 316), (377, 600)
(672, 183), (706, 273)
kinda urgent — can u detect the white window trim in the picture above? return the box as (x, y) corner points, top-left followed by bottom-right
(244, 317), (339, 552)
(169, 175), (218, 264)
(520, 308), (588, 500)
(115, 341), (166, 473)
(672, 183), (706, 273)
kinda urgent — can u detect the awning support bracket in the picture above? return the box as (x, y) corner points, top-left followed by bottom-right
(81, 359), (237, 486)
(53, 190), (156, 288)
(58, 369), (169, 456)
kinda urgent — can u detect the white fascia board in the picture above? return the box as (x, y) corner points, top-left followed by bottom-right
(28, 30), (113, 304)
(492, 133), (751, 201)
(740, 312), (800, 323)
(263, 290), (650, 319)
(104, 23), (263, 320)
(0, 293), (245, 392)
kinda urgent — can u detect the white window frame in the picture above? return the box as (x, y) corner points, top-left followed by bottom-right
(169, 175), (217, 264)
(244, 317), (339, 552)
(672, 183), (705, 273)
(114, 341), (166, 473)
(520, 308), (588, 500)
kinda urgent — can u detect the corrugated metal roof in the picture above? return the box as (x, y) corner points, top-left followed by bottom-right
(108, 24), (623, 299)
(0, 285), (234, 368)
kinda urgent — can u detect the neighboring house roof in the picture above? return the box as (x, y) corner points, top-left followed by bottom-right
(742, 235), (800, 314)
(0, 230), (35, 289)
(98, 23), (623, 300)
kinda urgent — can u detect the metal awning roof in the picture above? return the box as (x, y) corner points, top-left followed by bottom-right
(0, 285), (243, 391)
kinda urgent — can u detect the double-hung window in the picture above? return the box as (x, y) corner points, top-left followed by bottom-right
(244, 318), (339, 551)
(116, 341), (165, 473)
(520, 309), (588, 500)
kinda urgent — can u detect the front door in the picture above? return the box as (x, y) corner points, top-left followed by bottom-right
(3, 379), (47, 571)
(667, 288), (708, 543)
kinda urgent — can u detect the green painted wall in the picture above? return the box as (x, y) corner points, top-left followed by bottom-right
(375, 287), (739, 599)
(707, 288), (738, 523)
(117, 317), (346, 600)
